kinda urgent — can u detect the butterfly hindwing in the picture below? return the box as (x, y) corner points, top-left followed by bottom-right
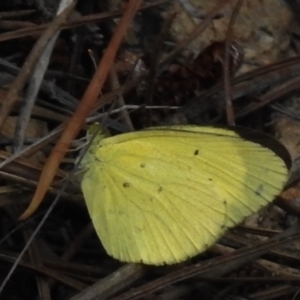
(81, 126), (288, 265)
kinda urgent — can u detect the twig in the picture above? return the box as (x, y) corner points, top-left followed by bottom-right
(224, 0), (244, 126)
(70, 264), (145, 300)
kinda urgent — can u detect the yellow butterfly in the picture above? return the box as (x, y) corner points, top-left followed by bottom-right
(80, 126), (290, 265)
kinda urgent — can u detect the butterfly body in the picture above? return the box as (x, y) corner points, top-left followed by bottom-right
(81, 126), (289, 265)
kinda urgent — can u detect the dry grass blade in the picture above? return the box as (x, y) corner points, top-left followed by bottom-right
(13, 0), (75, 153)
(18, 0), (142, 220)
(111, 225), (300, 300)
(0, 1), (170, 43)
(0, 2), (76, 131)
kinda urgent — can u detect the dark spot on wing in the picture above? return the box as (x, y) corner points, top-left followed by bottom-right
(158, 186), (163, 192)
(194, 149), (199, 155)
(255, 184), (264, 196)
(140, 163), (145, 168)
(95, 157), (101, 162)
(135, 227), (142, 233)
(208, 178), (212, 181)
(123, 182), (130, 188)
